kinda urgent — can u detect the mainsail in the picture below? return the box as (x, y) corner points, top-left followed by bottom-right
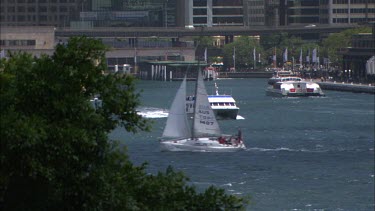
(193, 70), (222, 137)
(162, 77), (191, 138)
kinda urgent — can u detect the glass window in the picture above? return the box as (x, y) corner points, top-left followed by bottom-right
(194, 8), (207, 15)
(193, 0), (207, 7)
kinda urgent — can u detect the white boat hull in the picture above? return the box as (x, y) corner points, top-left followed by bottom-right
(212, 108), (239, 120)
(186, 95), (240, 120)
(187, 108), (239, 120)
(266, 81), (325, 97)
(266, 87), (325, 97)
(160, 137), (246, 152)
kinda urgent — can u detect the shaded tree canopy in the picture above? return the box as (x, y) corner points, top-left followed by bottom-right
(0, 37), (248, 210)
(320, 27), (372, 66)
(220, 26), (371, 69)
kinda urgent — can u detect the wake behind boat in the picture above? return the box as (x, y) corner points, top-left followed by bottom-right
(160, 69), (246, 152)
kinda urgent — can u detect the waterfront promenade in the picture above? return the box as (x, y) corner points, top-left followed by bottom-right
(217, 71), (375, 94)
(316, 81), (375, 94)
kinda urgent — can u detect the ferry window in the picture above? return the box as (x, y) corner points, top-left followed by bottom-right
(213, 103), (218, 106)
(219, 103), (224, 106)
(230, 103), (235, 106)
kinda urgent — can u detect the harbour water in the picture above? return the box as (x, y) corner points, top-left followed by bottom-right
(110, 78), (374, 211)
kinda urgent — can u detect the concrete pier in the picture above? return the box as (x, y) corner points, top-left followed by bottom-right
(218, 71), (273, 78)
(317, 81), (375, 94)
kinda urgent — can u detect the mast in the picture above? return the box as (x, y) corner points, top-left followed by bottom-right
(191, 63), (200, 139)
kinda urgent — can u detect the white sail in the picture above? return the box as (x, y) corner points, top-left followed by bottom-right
(193, 70), (222, 137)
(162, 77), (191, 138)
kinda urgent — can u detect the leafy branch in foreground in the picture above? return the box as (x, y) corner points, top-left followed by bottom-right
(0, 37), (249, 210)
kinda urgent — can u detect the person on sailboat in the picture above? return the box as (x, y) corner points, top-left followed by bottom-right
(237, 128), (243, 142)
(231, 128), (243, 146)
(218, 136), (225, 144)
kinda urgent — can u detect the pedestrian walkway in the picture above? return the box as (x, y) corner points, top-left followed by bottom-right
(314, 80), (375, 94)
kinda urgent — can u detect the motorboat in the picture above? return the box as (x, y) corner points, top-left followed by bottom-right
(159, 70), (246, 152)
(186, 83), (239, 120)
(266, 77), (325, 97)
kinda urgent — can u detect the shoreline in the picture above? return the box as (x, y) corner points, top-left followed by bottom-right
(217, 72), (375, 94)
(316, 81), (375, 94)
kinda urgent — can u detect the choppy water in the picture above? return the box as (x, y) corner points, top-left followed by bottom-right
(110, 78), (375, 211)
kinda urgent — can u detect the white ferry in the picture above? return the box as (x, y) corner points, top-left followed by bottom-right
(266, 77), (325, 97)
(268, 70), (296, 85)
(186, 83), (239, 119)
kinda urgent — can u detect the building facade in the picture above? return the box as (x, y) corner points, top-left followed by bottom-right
(0, 26), (55, 57)
(341, 28), (375, 82)
(278, 0), (375, 26)
(243, 0), (266, 26)
(189, 0), (244, 27)
(328, 0), (375, 24)
(0, 0), (82, 27)
(1, 0), (374, 28)
(0, 0), (180, 28)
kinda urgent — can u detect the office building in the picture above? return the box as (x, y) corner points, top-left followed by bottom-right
(328, 0), (375, 24)
(278, 0), (375, 26)
(0, 0), (179, 28)
(189, 0), (244, 27)
(244, 0), (266, 26)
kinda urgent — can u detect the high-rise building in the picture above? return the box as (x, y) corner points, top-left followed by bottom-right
(243, 0), (266, 26)
(0, 0), (83, 27)
(0, 0), (373, 28)
(284, 0), (321, 25)
(278, 0), (375, 26)
(189, 0), (244, 27)
(0, 0), (179, 28)
(328, 0), (375, 24)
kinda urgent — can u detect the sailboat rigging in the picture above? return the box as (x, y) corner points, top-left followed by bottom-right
(159, 69), (246, 152)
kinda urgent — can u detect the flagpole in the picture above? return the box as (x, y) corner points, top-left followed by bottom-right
(253, 47), (256, 70)
(273, 47), (276, 68)
(233, 46), (236, 72)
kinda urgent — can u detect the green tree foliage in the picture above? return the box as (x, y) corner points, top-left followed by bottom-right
(321, 27), (371, 66)
(0, 37), (248, 210)
(223, 36), (263, 69)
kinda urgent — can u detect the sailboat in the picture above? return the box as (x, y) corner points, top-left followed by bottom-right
(159, 69), (246, 152)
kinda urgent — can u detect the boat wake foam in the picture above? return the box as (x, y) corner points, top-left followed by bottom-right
(247, 147), (327, 153)
(236, 115), (245, 120)
(137, 107), (169, 118)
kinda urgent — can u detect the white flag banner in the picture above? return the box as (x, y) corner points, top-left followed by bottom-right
(204, 47), (207, 63)
(0, 49), (5, 58)
(283, 48), (288, 62)
(366, 56), (375, 75)
(134, 48), (137, 64)
(253, 47), (256, 62)
(258, 53), (261, 63)
(312, 48), (317, 63)
(306, 49), (310, 63)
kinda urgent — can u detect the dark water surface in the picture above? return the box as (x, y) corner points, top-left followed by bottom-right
(110, 78), (374, 211)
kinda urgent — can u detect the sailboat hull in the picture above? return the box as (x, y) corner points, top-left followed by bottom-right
(160, 137), (246, 152)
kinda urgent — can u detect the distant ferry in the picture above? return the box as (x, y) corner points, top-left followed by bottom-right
(268, 70), (296, 85)
(186, 83), (239, 119)
(266, 77), (325, 97)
